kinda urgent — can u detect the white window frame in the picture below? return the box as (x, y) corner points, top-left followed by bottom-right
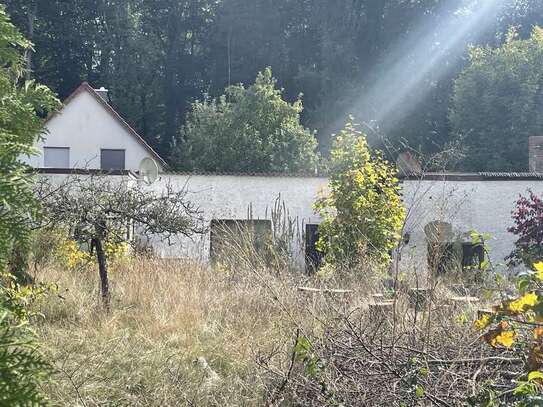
(43, 146), (70, 168)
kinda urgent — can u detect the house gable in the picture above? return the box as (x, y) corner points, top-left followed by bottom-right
(23, 83), (165, 171)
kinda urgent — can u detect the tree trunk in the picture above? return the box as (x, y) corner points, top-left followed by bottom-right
(92, 236), (110, 307)
(25, 2), (37, 80)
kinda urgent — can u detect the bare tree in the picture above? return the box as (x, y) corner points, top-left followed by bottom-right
(36, 174), (204, 306)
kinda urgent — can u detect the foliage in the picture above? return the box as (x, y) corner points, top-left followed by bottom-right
(0, 297), (51, 406)
(36, 175), (204, 303)
(0, 272), (54, 406)
(0, 4), (59, 270)
(4, 1), (543, 164)
(175, 68), (319, 173)
(315, 120), (406, 267)
(450, 27), (543, 171)
(507, 190), (543, 267)
(475, 261), (543, 405)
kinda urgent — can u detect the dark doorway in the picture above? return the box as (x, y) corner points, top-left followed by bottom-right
(305, 224), (323, 273)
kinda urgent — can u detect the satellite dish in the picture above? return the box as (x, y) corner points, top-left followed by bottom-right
(139, 158), (159, 185)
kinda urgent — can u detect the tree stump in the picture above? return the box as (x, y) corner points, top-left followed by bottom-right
(368, 301), (394, 320)
(408, 287), (433, 311)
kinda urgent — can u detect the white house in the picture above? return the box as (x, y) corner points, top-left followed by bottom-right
(21, 82), (166, 172)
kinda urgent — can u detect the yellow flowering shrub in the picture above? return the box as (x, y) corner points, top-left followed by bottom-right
(314, 120), (406, 267)
(474, 260), (543, 401)
(56, 238), (129, 271)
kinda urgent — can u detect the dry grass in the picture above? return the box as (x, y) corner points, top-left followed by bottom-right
(32, 257), (378, 406)
(28, 246), (509, 406)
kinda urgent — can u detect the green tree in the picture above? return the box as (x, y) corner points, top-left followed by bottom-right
(0, 278), (51, 406)
(176, 68), (319, 173)
(450, 27), (543, 172)
(0, 5), (58, 405)
(0, 4), (59, 269)
(315, 120), (406, 267)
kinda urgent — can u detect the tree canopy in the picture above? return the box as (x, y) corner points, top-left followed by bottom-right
(4, 1), (543, 170)
(175, 68), (319, 173)
(450, 27), (543, 172)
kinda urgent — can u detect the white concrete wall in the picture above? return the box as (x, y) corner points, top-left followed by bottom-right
(34, 171), (543, 271)
(21, 90), (160, 172)
(401, 179), (543, 270)
(146, 174), (328, 267)
(148, 175), (542, 270)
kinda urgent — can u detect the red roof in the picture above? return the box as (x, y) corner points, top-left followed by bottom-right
(45, 82), (167, 167)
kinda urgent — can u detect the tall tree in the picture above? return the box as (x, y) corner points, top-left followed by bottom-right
(450, 27), (543, 171)
(175, 68), (319, 173)
(0, 4), (59, 269)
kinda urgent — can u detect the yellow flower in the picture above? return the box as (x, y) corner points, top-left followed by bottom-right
(474, 314), (491, 330)
(534, 262), (543, 281)
(509, 292), (539, 313)
(491, 330), (516, 348)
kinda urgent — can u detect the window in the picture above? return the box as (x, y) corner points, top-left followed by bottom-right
(44, 147), (69, 168)
(210, 219), (272, 263)
(305, 224), (323, 273)
(100, 149), (125, 170)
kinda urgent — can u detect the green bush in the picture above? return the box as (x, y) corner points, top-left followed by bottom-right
(315, 120), (406, 268)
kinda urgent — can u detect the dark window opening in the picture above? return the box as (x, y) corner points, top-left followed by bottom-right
(305, 224), (323, 273)
(101, 149), (125, 170)
(210, 219), (272, 263)
(461, 242), (485, 271)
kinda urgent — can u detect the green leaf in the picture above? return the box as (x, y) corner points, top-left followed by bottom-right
(528, 371), (543, 382)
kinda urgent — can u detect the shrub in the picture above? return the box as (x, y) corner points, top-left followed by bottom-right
(508, 190), (543, 267)
(314, 120), (406, 268)
(175, 68), (320, 173)
(474, 261), (543, 405)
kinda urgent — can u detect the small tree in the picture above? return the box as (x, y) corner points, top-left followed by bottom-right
(37, 175), (204, 306)
(508, 190), (543, 267)
(174, 68), (319, 173)
(0, 5), (59, 270)
(315, 120), (406, 267)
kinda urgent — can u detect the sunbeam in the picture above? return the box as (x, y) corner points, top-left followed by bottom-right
(334, 0), (508, 140)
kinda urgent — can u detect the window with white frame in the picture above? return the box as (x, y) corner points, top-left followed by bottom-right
(43, 147), (70, 168)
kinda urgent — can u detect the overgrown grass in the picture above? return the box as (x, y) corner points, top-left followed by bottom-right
(32, 257), (379, 406)
(28, 244), (510, 406)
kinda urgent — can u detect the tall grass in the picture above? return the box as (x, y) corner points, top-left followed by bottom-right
(33, 256), (377, 406)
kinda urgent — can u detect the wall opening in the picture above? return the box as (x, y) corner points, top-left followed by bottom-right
(305, 224), (322, 273)
(210, 219), (272, 264)
(461, 242), (485, 271)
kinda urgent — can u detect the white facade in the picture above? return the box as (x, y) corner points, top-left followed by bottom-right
(146, 173), (328, 268)
(21, 83), (165, 172)
(34, 169), (543, 271)
(401, 177), (543, 271)
(146, 173), (543, 271)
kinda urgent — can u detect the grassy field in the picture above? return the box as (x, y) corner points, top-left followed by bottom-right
(33, 258), (376, 406)
(28, 251), (508, 406)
